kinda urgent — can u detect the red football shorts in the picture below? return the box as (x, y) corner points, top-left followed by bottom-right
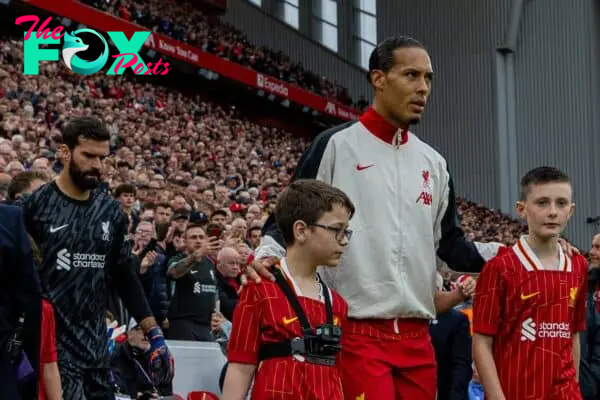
(339, 318), (437, 400)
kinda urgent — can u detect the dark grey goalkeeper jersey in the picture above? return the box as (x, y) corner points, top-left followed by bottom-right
(20, 182), (131, 367)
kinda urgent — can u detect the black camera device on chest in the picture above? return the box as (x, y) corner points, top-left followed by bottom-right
(258, 269), (341, 366)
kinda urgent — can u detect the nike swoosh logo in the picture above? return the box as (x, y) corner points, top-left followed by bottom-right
(49, 224), (69, 233)
(356, 164), (375, 171)
(282, 317), (298, 325)
(520, 292), (540, 301)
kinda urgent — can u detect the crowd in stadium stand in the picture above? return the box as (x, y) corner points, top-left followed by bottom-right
(79, 0), (365, 108)
(0, 34), (527, 398)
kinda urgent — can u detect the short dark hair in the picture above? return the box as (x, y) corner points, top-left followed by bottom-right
(156, 202), (172, 210)
(7, 171), (48, 200)
(142, 202), (156, 211)
(520, 166), (571, 201)
(61, 116), (110, 149)
(248, 226), (261, 235)
(274, 179), (355, 246)
(114, 183), (136, 198)
(185, 223), (204, 233)
(367, 35), (425, 84)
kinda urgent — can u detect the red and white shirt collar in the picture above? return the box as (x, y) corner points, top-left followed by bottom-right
(359, 107), (409, 146)
(278, 258), (332, 304)
(512, 235), (572, 272)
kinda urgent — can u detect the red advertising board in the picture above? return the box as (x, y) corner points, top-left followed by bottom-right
(22, 0), (360, 121)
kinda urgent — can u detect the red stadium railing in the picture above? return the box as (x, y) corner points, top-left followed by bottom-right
(19, 0), (360, 122)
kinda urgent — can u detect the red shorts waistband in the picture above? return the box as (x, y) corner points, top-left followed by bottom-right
(344, 317), (429, 340)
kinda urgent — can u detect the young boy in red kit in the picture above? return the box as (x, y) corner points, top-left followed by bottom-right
(221, 179), (354, 400)
(39, 299), (60, 400)
(473, 166), (587, 400)
(29, 237), (61, 400)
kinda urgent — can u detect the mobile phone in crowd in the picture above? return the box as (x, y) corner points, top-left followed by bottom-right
(206, 223), (223, 239)
(138, 238), (157, 261)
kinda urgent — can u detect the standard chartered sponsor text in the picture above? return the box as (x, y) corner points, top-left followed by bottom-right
(72, 253), (106, 269)
(538, 322), (571, 339)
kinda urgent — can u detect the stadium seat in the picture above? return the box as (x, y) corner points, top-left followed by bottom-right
(187, 391), (219, 400)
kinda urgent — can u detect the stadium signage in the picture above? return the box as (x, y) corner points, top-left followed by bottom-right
(147, 34), (199, 63)
(257, 74), (289, 98)
(15, 15), (172, 76)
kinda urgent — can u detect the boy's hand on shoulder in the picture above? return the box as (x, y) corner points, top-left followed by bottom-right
(241, 256), (279, 285)
(558, 237), (579, 257)
(457, 276), (476, 299)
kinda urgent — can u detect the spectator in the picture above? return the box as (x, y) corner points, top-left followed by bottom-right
(110, 323), (173, 397)
(166, 224), (220, 341)
(247, 226), (262, 249)
(114, 183), (139, 232)
(215, 247), (242, 321)
(580, 233), (600, 399)
(6, 171), (47, 203)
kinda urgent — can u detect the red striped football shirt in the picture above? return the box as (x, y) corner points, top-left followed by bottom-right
(228, 260), (347, 399)
(473, 236), (587, 400)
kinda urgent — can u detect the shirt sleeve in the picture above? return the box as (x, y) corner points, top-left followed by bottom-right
(227, 283), (261, 365)
(106, 211), (152, 323)
(472, 258), (505, 336)
(436, 170), (488, 273)
(41, 300), (57, 364)
(574, 256), (588, 332)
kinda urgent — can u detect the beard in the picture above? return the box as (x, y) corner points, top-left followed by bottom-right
(69, 158), (102, 191)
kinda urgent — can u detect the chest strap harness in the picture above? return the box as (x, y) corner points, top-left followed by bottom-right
(258, 268), (342, 366)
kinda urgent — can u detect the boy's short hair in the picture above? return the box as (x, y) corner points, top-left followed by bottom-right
(274, 179), (355, 245)
(114, 183), (136, 198)
(7, 171), (47, 200)
(520, 166), (571, 201)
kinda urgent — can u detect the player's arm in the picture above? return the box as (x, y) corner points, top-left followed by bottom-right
(472, 259), (506, 400)
(435, 169), (501, 272)
(473, 334), (504, 400)
(221, 364), (256, 400)
(107, 211), (155, 329)
(41, 301), (62, 400)
(222, 283), (262, 399)
(167, 253), (195, 279)
(1, 205), (42, 311)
